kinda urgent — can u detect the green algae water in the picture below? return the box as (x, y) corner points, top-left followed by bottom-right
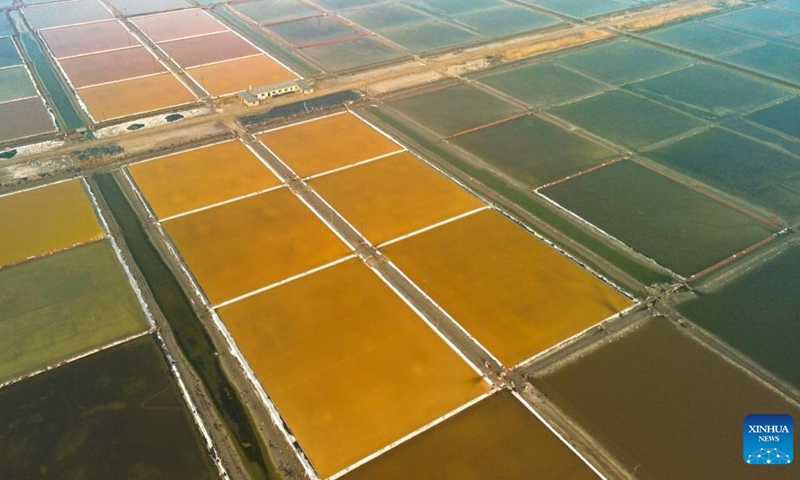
(0, 336), (218, 479)
(680, 244), (800, 390)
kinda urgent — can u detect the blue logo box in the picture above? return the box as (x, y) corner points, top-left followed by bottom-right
(744, 414), (793, 465)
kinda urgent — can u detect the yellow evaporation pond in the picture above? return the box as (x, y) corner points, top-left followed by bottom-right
(310, 151), (484, 244)
(258, 113), (401, 177)
(129, 141), (281, 219)
(217, 259), (488, 478)
(163, 188), (351, 305)
(0, 180), (103, 267)
(186, 55), (297, 97)
(78, 73), (195, 121)
(383, 209), (632, 366)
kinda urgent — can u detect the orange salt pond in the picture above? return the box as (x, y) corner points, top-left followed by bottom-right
(383, 209), (632, 366)
(186, 55), (296, 97)
(310, 151), (484, 244)
(163, 188), (350, 305)
(258, 113), (401, 177)
(78, 72), (195, 121)
(129, 141), (281, 219)
(217, 259), (488, 477)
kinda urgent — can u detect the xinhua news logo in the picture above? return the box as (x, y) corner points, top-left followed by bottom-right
(744, 414), (793, 465)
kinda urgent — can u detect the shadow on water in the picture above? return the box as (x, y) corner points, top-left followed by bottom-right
(93, 173), (276, 480)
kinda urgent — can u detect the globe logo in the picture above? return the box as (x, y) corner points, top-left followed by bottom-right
(746, 448), (792, 465)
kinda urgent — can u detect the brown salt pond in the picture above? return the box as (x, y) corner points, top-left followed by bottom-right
(535, 317), (800, 479)
(0, 97), (55, 143)
(341, 390), (598, 480)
